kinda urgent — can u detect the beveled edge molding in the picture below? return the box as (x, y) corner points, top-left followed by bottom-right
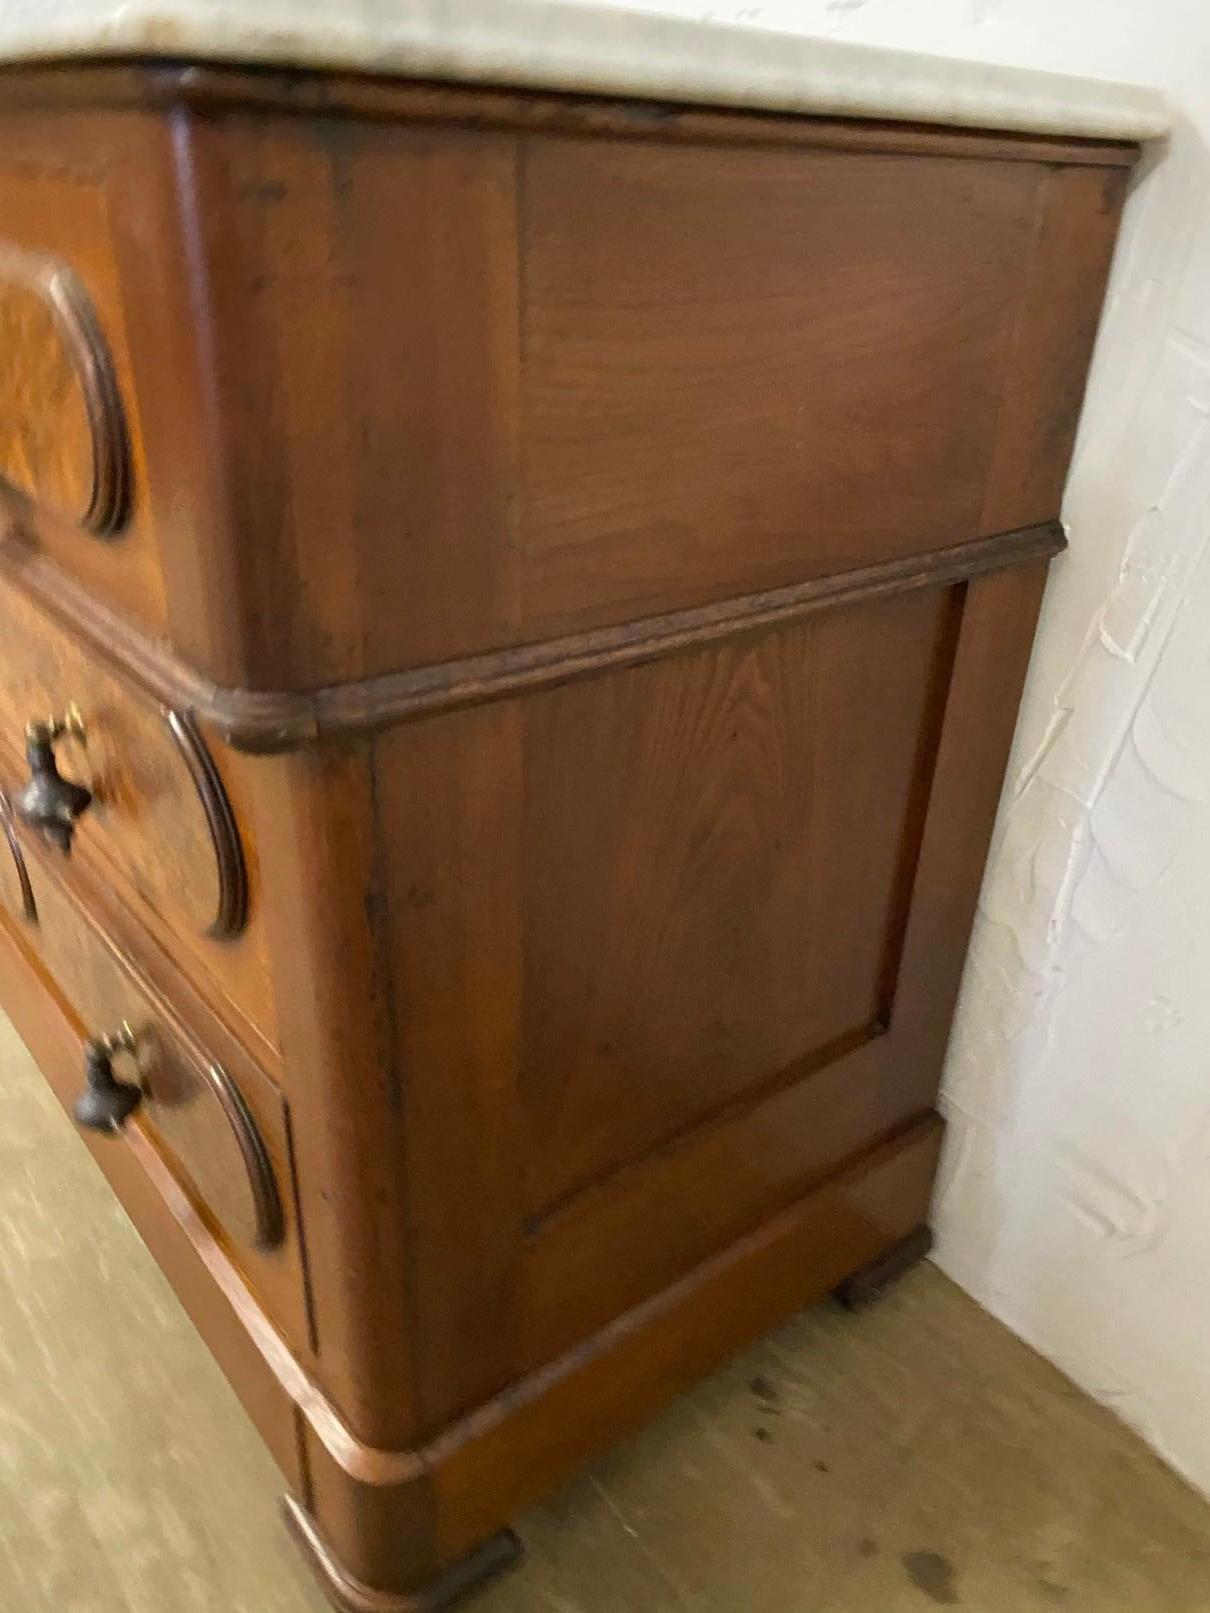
(0, 241), (131, 537)
(163, 706), (249, 938)
(199, 1058), (284, 1249)
(0, 520), (1065, 755)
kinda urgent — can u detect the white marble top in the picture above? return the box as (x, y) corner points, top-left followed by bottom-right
(1, 0), (1170, 141)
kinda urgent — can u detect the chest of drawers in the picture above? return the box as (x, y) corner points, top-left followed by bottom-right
(0, 28), (1152, 1611)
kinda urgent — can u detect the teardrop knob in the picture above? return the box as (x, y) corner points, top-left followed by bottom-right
(15, 709), (92, 854)
(74, 1027), (142, 1134)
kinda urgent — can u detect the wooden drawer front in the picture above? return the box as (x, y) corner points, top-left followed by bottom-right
(0, 819), (307, 1344)
(0, 241), (127, 535)
(0, 578), (277, 1050)
(0, 114), (170, 633)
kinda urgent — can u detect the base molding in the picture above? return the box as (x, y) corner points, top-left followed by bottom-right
(281, 1497), (522, 1613)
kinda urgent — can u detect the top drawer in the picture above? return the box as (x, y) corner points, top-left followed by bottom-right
(0, 79), (1131, 694)
(0, 112), (169, 634)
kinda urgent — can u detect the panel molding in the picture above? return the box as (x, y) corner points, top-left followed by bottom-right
(163, 705), (249, 939)
(0, 519), (1065, 751)
(0, 239), (130, 535)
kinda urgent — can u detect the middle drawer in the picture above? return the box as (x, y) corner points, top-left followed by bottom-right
(0, 573), (277, 1055)
(0, 801), (309, 1353)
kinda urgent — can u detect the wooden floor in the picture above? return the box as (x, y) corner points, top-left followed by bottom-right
(1, 1011), (1208, 1613)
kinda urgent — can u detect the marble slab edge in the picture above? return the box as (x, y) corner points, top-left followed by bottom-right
(0, 1), (1171, 141)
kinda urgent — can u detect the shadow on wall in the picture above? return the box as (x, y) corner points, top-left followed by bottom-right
(936, 112), (1210, 1496)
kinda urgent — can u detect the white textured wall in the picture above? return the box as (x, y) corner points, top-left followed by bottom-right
(571, 1), (1210, 1496)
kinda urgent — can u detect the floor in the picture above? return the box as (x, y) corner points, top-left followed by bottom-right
(1, 1014), (1209, 1613)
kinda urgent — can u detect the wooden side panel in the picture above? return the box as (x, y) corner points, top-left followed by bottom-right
(373, 558), (1052, 1423)
(518, 589), (951, 1211)
(517, 563), (1049, 1371)
(980, 164), (1129, 532)
(433, 1115), (943, 1561)
(0, 91), (1128, 698)
(373, 585), (954, 1427)
(890, 560), (1051, 1074)
(518, 139), (1035, 633)
(187, 123), (1042, 683)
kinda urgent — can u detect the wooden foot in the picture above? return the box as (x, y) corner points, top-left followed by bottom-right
(281, 1496), (523, 1613)
(832, 1224), (933, 1310)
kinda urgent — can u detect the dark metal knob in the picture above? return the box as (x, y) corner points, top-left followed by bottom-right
(74, 1026), (142, 1134)
(15, 707), (91, 853)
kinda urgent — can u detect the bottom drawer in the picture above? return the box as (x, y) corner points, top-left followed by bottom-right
(0, 792), (309, 1352)
(0, 884), (302, 1484)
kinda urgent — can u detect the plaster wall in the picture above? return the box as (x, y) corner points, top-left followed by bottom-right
(574, 0), (1210, 1497)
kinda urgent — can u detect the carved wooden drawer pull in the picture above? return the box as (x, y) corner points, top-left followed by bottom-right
(15, 704), (91, 853)
(74, 1022), (142, 1134)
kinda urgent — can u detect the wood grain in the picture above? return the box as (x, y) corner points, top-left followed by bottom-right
(980, 163), (1130, 532)
(518, 139), (1035, 637)
(518, 589), (949, 1211)
(0, 577), (276, 1048)
(0, 61), (1133, 1612)
(1, 826), (305, 1338)
(0, 519), (1063, 751)
(0, 125), (164, 623)
(0, 247), (124, 532)
(0, 74), (1126, 693)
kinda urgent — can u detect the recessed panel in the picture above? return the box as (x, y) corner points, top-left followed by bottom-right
(519, 587), (956, 1214)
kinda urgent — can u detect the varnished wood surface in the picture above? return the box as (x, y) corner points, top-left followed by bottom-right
(0, 69), (1129, 693)
(981, 163), (1130, 533)
(0, 242), (129, 535)
(516, 589), (950, 1214)
(0, 823), (308, 1347)
(0, 114), (165, 625)
(168, 104), (1076, 687)
(0, 518), (1063, 751)
(518, 139), (1032, 637)
(0, 61), (1134, 1611)
(0, 914), (306, 1489)
(0, 574), (277, 1048)
(0, 867), (940, 1578)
